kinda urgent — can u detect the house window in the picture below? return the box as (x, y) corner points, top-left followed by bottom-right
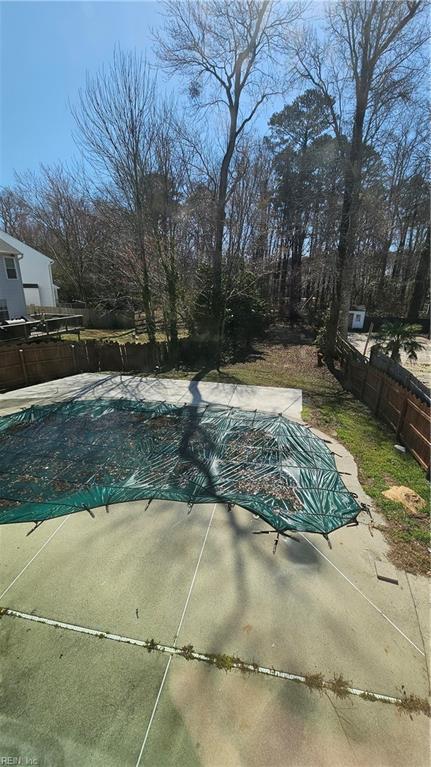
(355, 313), (362, 322)
(0, 300), (9, 323)
(4, 256), (17, 279)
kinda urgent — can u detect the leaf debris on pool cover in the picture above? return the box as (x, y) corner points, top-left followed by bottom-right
(0, 399), (360, 534)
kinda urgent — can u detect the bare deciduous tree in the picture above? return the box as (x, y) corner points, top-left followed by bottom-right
(72, 49), (158, 342)
(294, 0), (427, 355)
(14, 165), (104, 303)
(157, 0), (303, 359)
(0, 189), (33, 240)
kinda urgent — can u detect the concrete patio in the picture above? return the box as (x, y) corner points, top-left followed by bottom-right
(0, 372), (303, 420)
(0, 373), (429, 766)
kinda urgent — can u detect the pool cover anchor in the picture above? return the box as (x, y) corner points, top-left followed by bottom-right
(271, 530), (300, 554)
(84, 505), (95, 519)
(253, 529), (300, 556)
(360, 502), (375, 536)
(26, 520), (44, 536)
(361, 501), (373, 519)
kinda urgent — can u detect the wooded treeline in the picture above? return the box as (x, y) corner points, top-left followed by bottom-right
(1, 1), (429, 359)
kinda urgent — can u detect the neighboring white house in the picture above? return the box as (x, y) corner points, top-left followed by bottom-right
(0, 230), (58, 307)
(0, 236), (27, 321)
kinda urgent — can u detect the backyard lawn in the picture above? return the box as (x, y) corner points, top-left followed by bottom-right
(160, 342), (430, 576)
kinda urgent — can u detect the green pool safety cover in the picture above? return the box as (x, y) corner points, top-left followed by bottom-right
(0, 398), (360, 534)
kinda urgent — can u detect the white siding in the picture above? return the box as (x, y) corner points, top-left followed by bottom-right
(0, 255), (26, 318)
(0, 231), (57, 306)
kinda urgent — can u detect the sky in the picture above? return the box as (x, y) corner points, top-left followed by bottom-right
(0, 1), (325, 188)
(0, 1), (167, 186)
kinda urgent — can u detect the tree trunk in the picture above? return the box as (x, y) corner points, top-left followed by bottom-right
(141, 276), (156, 344)
(375, 236), (392, 302)
(212, 124), (237, 363)
(406, 228), (430, 321)
(166, 260), (179, 356)
(137, 233), (156, 345)
(392, 226), (407, 280)
(289, 229), (305, 319)
(326, 98), (366, 356)
(279, 245), (289, 319)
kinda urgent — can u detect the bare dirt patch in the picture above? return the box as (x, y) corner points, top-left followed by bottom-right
(382, 486), (427, 517)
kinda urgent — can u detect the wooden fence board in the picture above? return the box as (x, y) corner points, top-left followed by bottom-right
(378, 378), (404, 432)
(0, 339), (170, 392)
(400, 398), (431, 470)
(134, 312), (186, 336)
(22, 344), (75, 385)
(95, 342), (124, 373)
(338, 335), (430, 471)
(347, 359), (367, 399)
(73, 341), (93, 373)
(123, 343), (153, 372)
(362, 367), (381, 412)
(0, 347), (23, 388)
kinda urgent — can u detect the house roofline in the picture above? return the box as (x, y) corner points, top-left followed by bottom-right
(0, 230), (53, 263)
(0, 236), (22, 257)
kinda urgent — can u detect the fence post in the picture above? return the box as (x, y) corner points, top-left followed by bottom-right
(361, 362), (368, 399)
(18, 348), (29, 386)
(374, 372), (384, 415)
(71, 344), (77, 373)
(344, 353), (351, 389)
(396, 390), (409, 440)
(119, 344), (124, 373)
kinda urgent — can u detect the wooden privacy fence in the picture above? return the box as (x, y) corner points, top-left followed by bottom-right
(0, 340), (170, 393)
(336, 337), (430, 471)
(134, 312), (187, 336)
(27, 305), (134, 330)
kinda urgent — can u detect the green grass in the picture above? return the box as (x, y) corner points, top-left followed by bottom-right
(303, 394), (429, 575)
(160, 342), (430, 575)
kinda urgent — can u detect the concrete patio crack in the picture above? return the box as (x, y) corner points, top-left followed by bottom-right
(1, 605), (429, 717)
